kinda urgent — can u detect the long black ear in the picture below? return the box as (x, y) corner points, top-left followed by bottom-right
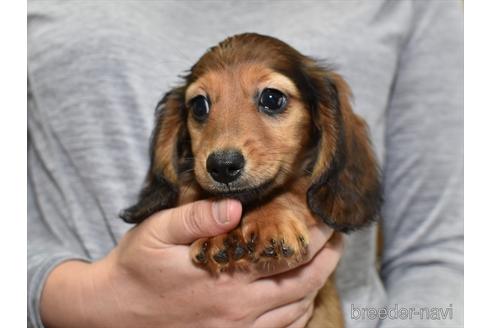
(120, 87), (190, 224)
(306, 70), (382, 233)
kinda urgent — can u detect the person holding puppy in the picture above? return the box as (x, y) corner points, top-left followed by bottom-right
(28, 1), (463, 327)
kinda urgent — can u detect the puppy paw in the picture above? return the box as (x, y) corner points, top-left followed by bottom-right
(241, 216), (309, 271)
(190, 216), (310, 273)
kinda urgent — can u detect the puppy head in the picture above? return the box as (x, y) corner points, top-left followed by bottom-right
(120, 33), (381, 232)
(185, 66), (313, 201)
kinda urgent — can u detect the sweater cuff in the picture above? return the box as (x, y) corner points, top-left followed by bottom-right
(28, 253), (90, 328)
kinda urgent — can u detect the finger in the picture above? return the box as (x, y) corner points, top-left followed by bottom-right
(305, 222), (335, 258)
(146, 199), (242, 245)
(253, 293), (315, 328)
(249, 235), (344, 310)
(286, 303), (314, 328)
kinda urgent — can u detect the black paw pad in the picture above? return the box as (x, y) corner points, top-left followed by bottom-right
(233, 244), (246, 260)
(213, 249), (229, 263)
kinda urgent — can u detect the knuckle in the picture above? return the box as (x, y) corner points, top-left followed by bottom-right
(308, 303), (314, 316)
(212, 287), (248, 322)
(299, 298), (311, 314)
(214, 274), (236, 289)
(290, 304), (313, 328)
(288, 300), (313, 328)
(289, 302), (309, 324)
(304, 270), (326, 292)
(224, 306), (249, 323)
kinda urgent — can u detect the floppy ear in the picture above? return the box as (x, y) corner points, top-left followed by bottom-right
(120, 87), (191, 224)
(307, 71), (382, 233)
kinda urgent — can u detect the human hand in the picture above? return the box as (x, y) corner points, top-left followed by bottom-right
(40, 199), (343, 328)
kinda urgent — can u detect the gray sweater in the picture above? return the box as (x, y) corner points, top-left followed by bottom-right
(27, 1), (463, 327)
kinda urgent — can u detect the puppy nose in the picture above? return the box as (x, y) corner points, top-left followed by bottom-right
(206, 150), (245, 184)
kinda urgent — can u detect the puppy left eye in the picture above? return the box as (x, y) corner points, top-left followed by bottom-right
(258, 88), (287, 115)
(190, 95), (210, 122)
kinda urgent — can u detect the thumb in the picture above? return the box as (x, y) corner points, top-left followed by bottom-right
(149, 199), (242, 245)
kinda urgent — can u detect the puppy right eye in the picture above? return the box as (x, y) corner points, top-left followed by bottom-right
(258, 88), (287, 115)
(190, 95), (210, 122)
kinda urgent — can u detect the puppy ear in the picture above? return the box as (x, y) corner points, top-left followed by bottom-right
(307, 71), (382, 233)
(120, 87), (190, 224)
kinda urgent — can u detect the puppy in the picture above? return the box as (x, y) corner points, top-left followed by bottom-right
(120, 33), (381, 328)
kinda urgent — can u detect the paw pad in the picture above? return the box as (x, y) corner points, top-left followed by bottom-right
(213, 249), (229, 263)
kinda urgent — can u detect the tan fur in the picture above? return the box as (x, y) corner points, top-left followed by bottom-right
(308, 276), (344, 328)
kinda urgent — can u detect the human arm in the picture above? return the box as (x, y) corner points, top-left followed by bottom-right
(27, 104), (91, 327)
(39, 199), (341, 328)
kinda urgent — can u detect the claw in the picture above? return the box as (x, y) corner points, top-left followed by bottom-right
(299, 235), (307, 247)
(247, 233), (257, 254)
(262, 246), (277, 257)
(195, 241), (209, 264)
(280, 240), (294, 257)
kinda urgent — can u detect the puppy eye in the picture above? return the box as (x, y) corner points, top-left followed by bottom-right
(190, 95), (210, 122)
(258, 88), (287, 115)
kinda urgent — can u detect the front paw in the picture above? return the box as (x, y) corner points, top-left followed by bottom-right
(241, 215), (309, 270)
(190, 216), (310, 273)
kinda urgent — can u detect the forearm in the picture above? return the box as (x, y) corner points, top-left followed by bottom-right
(40, 260), (113, 328)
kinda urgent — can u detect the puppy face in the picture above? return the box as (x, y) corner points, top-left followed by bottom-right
(184, 64), (311, 199)
(121, 33), (381, 233)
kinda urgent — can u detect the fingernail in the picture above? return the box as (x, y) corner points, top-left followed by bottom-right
(212, 200), (230, 224)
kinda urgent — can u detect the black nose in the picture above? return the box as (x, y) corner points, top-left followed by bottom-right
(206, 150), (245, 184)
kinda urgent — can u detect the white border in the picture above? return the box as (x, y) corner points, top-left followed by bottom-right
(0, 0), (478, 326)
(0, 0), (27, 326)
(464, 1), (492, 327)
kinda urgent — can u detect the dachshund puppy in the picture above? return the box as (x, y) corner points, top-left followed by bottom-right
(120, 33), (381, 328)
